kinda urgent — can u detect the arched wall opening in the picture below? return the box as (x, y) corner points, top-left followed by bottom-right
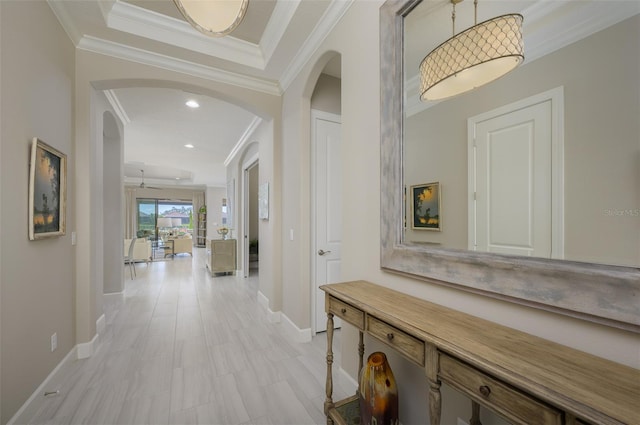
(74, 61), (281, 347)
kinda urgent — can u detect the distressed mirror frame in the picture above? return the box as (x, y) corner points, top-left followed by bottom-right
(379, 0), (639, 333)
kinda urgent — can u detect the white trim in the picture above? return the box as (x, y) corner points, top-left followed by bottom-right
(241, 153), (260, 278)
(46, 0), (82, 45)
(77, 36), (281, 96)
(257, 290), (281, 323)
(281, 313), (312, 343)
(467, 86), (565, 259)
(224, 117), (263, 166)
(7, 347), (77, 425)
(310, 110), (342, 335)
(96, 313), (106, 335)
(76, 333), (99, 359)
(103, 90), (130, 125)
(280, 0), (354, 91)
(106, 1), (264, 70)
(338, 367), (359, 394)
(260, 0), (302, 64)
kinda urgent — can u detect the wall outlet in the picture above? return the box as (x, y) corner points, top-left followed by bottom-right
(50, 333), (57, 352)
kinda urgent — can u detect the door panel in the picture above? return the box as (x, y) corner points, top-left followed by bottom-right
(473, 101), (552, 258)
(313, 112), (342, 333)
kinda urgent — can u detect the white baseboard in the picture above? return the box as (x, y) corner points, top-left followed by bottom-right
(257, 290), (281, 323)
(7, 346), (77, 425)
(339, 366), (359, 393)
(76, 332), (99, 359)
(9, 313), (107, 423)
(281, 313), (312, 343)
(96, 313), (106, 335)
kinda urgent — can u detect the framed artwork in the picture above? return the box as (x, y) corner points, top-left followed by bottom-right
(258, 182), (269, 220)
(411, 182), (441, 231)
(29, 138), (67, 240)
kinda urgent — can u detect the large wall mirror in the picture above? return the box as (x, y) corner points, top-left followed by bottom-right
(380, 0), (639, 332)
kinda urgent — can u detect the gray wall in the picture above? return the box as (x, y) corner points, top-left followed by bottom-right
(404, 16), (639, 267)
(311, 73), (341, 115)
(0, 1), (75, 422)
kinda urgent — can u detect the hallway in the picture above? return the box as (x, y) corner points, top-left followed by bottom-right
(29, 248), (348, 424)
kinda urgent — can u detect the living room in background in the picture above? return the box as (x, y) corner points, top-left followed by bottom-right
(136, 199), (194, 240)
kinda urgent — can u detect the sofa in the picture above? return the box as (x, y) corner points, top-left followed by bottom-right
(168, 235), (193, 256)
(124, 238), (152, 263)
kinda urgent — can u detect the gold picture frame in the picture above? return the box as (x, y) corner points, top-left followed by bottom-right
(28, 138), (67, 240)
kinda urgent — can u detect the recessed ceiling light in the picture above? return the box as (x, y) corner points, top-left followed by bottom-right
(184, 144), (194, 149)
(185, 100), (199, 108)
(176, 177), (181, 180)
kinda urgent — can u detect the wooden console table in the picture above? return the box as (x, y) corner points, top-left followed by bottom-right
(321, 281), (639, 425)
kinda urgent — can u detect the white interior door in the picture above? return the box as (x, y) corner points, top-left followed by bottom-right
(471, 101), (553, 257)
(313, 111), (342, 333)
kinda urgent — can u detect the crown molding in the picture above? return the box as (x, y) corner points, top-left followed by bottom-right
(107, 1), (265, 70)
(46, 0), (82, 45)
(406, 0), (640, 117)
(77, 36), (281, 95)
(279, 0), (355, 92)
(225, 116), (264, 166)
(103, 90), (130, 125)
(260, 0), (302, 65)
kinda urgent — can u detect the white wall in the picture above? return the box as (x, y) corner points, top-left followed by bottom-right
(0, 2), (75, 421)
(281, 2), (640, 424)
(206, 186), (226, 237)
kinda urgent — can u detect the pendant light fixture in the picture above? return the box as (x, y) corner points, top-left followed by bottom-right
(174, 0), (249, 37)
(419, 0), (524, 101)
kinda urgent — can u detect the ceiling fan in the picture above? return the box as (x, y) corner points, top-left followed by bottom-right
(139, 169), (162, 190)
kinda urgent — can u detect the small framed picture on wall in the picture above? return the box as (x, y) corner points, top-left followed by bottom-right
(411, 182), (441, 231)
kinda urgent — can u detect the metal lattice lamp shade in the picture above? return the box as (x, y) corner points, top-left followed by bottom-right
(420, 14), (524, 101)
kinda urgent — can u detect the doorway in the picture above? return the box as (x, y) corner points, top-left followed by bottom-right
(243, 157), (259, 277)
(468, 87), (564, 259)
(312, 110), (342, 333)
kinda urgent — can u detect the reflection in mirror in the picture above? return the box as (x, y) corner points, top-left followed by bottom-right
(403, 1), (639, 268)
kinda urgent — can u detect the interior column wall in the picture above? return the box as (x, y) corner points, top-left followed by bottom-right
(0, 2), (75, 422)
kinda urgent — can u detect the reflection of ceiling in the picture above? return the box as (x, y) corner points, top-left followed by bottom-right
(48, 0), (349, 187)
(405, 0), (640, 116)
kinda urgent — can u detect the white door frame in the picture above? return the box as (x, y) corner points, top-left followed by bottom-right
(311, 110), (342, 334)
(242, 153), (259, 278)
(467, 86), (565, 259)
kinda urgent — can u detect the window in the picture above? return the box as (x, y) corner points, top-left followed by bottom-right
(137, 199), (193, 239)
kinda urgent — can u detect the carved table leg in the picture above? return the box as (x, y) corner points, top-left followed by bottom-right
(425, 343), (442, 425)
(357, 330), (364, 393)
(470, 401), (482, 425)
(325, 313), (335, 424)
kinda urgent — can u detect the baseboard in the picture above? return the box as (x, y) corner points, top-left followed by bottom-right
(7, 346), (77, 425)
(339, 366), (359, 393)
(257, 290), (281, 323)
(281, 313), (312, 343)
(8, 313), (107, 423)
(76, 332), (99, 359)
(96, 313), (106, 335)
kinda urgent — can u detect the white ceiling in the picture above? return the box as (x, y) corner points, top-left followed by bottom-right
(48, 0), (347, 188)
(48, 0), (638, 188)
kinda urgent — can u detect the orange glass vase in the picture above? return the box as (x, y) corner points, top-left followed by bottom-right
(359, 352), (399, 425)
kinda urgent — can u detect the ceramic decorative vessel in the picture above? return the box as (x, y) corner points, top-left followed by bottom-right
(359, 351), (399, 425)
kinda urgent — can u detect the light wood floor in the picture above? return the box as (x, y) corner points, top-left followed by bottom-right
(30, 248), (348, 424)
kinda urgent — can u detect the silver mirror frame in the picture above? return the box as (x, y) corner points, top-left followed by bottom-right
(379, 0), (639, 333)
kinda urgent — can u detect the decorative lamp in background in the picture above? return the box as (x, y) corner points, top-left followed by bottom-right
(157, 217), (173, 229)
(419, 0), (524, 101)
(173, 0), (249, 37)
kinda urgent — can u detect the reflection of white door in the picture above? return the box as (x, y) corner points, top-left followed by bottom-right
(312, 111), (342, 333)
(469, 88), (564, 258)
